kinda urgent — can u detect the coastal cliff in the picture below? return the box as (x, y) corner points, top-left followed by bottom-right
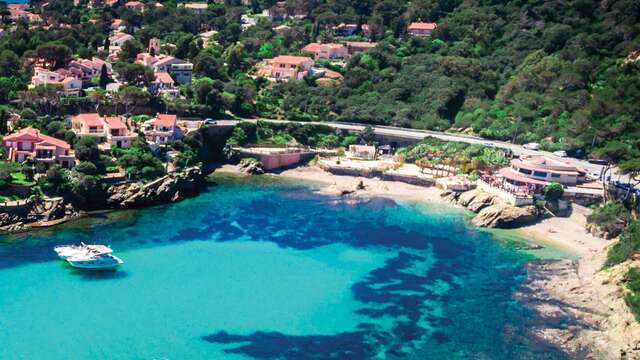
(445, 189), (539, 228)
(517, 249), (640, 359)
(106, 167), (207, 208)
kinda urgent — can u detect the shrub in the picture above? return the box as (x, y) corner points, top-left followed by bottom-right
(543, 182), (564, 201)
(588, 202), (631, 238)
(624, 268), (640, 322)
(605, 221), (640, 267)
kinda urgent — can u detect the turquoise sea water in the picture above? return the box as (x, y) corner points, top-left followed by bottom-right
(0, 176), (566, 359)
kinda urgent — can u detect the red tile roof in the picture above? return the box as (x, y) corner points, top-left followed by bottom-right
(154, 114), (177, 126)
(73, 113), (103, 127)
(104, 116), (127, 129)
(154, 72), (174, 84)
(272, 55), (313, 65)
(4, 127), (71, 149)
(408, 22), (437, 31)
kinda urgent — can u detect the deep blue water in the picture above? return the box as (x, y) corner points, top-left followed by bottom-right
(0, 175), (566, 359)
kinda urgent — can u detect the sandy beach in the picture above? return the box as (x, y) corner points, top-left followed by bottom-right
(217, 164), (609, 258)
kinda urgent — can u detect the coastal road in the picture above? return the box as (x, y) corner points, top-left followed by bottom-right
(212, 118), (607, 176)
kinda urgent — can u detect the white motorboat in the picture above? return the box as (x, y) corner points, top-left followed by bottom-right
(54, 243), (113, 260)
(66, 253), (124, 269)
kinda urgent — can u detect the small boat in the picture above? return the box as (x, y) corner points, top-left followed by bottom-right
(66, 253), (124, 269)
(54, 243), (113, 260)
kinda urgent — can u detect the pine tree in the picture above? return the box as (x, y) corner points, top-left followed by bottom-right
(0, 108), (8, 135)
(99, 64), (110, 89)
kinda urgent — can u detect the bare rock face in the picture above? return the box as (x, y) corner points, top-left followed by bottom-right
(472, 203), (539, 228)
(106, 167), (206, 208)
(238, 158), (264, 175)
(516, 251), (640, 359)
(467, 192), (497, 212)
(0, 197), (81, 232)
(457, 189), (482, 207)
(455, 189), (539, 228)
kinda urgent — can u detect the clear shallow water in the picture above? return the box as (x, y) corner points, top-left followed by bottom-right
(0, 175), (566, 359)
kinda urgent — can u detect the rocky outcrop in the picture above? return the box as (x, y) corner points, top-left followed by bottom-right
(238, 158), (264, 175)
(0, 198), (82, 232)
(472, 204), (539, 228)
(106, 167), (206, 208)
(453, 189), (540, 228)
(516, 250), (640, 359)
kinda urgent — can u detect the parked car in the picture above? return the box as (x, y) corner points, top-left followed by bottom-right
(553, 150), (567, 157)
(203, 118), (217, 125)
(484, 142), (496, 148)
(586, 171), (602, 181)
(523, 142), (540, 150)
(588, 158), (609, 165)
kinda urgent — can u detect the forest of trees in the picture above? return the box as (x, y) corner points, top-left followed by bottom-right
(0, 0), (638, 160)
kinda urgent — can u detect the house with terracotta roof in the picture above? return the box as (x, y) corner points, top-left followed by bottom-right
(110, 32), (135, 47)
(3, 128), (75, 168)
(71, 113), (136, 148)
(136, 54), (193, 85)
(181, 2), (208, 14)
(9, 9), (42, 24)
(142, 114), (182, 145)
(148, 72), (178, 98)
(301, 43), (349, 59)
(407, 22), (437, 37)
(71, 113), (106, 138)
(68, 57), (112, 83)
(345, 41), (377, 55)
(31, 67), (83, 95)
(124, 1), (145, 11)
(256, 55), (314, 81)
(103, 116), (136, 148)
(333, 23), (358, 36)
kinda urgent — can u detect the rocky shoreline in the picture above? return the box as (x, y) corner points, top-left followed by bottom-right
(443, 188), (539, 228)
(0, 167), (207, 233)
(516, 251), (640, 359)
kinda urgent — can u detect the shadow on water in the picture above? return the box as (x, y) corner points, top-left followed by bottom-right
(62, 264), (128, 281)
(201, 330), (385, 360)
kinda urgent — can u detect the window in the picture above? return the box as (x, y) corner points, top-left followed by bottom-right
(551, 173), (560, 178)
(519, 168), (532, 175)
(279, 64), (285, 68)
(533, 171), (547, 177)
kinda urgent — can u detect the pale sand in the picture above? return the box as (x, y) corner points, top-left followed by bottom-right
(216, 165), (609, 258)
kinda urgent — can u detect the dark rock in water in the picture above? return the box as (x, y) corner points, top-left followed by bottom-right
(0, 197), (83, 232)
(106, 167), (207, 208)
(454, 189), (539, 228)
(471, 204), (539, 228)
(238, 158), (264, 175)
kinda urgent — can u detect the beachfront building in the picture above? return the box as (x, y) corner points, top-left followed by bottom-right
(142, 114), (181, 145)
(407, 22), (437, 37)
(71, 113), (136, 148)
(348, 145), (377, 160)
(256, 55), (314, 81)
(301, 43), (349, 59)
(507, 155), (585, 186)
(3, 128), (75, 168)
